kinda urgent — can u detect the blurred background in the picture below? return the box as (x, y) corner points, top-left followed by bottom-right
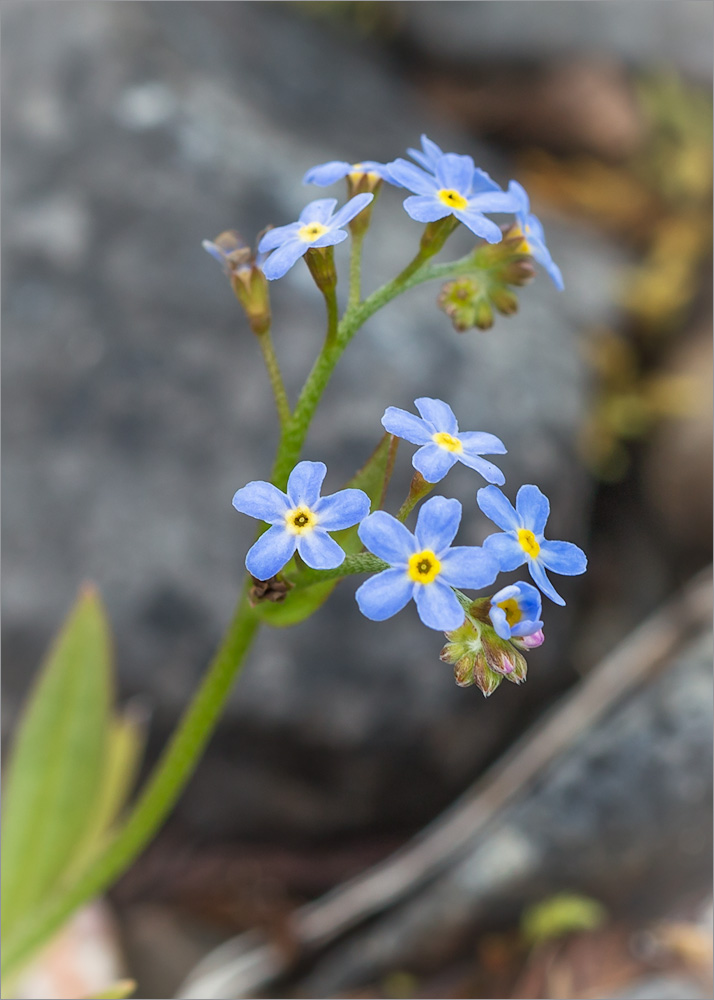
(2, 2), (712, 998)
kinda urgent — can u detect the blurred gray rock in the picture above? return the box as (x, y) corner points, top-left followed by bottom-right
(3, 1), (620, 839)
(302, 629), (713, 995)
(401, 1), (713, 80)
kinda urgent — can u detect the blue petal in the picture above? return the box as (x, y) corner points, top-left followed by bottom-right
(202, 240), (227, 266)
(310, 230), (349, 248)
(434, 153), (475, 194)
(261, 240), (307, 280)
(539, 539), (587, 575)
(381, 406), (432, 445)
(457, 452), (505, 486)
(515, 484), (550, 535)
(359, 511), (415, 566)
(386, 159), (438, 195)
(439, 546), (499, 590)
(491, 583), (521, 604)
(287, 461), (327, 507)
(415, 495), (461, 553)
(407, 135), (444, 172)
(489, 604), (512, 639)
(414, 579), (464, 631)
(412, 443), (458, 483)
(506, 179), (530, 217)
(453, 208), (503, 243)
(299, 198), (338, 225)
(403, 195), (451, 223)
(477, 486), (520, 531)
(303, 161), (350, 186)
(511, 581), (542, 621)
(528, 558), (565, 606)
(470, 190), (521, 213)
(296, 528), (345, 570)
(329, 192), (374, 230)
(510, 617), (544, 638)
(232, 480), (290, 523)
(482, 532), (525, 572)
(355, 568), (414, 621)
(258, 223), (301, 253)
(414, 397), (458, 433)
(470, 168), (502, 195)
(459, 431), (507, 455)
(245, 525), (296, 580)
(529, 235), (565, 291)
(313, 488), (371, 530)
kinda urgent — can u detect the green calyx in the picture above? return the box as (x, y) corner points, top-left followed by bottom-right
(440, 603), (527, 696)
(437, 229), (536, 332)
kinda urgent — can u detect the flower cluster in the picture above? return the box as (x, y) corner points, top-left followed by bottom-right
(204, 133), (563, 289)
(232, 397), (586, 696)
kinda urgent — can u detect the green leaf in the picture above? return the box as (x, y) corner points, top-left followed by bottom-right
(83, 979), (136, 1000)
(252, 434), (396, 627)
(65, 704), (147, 879)
(521, 893), (608, 946)
(2, 586), (113, 934)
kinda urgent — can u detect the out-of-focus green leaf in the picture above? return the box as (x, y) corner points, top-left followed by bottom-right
(521, 892), (607, 946)
(252, 434), (396, 627)
(66, 704), (147, 877)
(1, 586), (112, 934)
(83, 979), (136, 999)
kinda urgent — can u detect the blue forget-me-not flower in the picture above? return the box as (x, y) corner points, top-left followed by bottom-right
(303, 160), (393, 187)
(382, 397), (507, 485)
(488, 581), (544, 641)
(257, 194), (373, 280)
(387, 145), (517, 243)
(506, 180), (564, 290)
(233, 461), (370, 580)
(356, 496), (499, 631)
(477, 484), (586, 606)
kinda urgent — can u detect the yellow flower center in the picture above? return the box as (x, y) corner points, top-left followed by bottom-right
(437, 188), (468, 211)
(432, 431), (463, 453)
(498, 597), (522, 627)
(518, 528), (540, 558)
(407, 549), (441, 585)
(285, 505), (318, 535)
(298, 221), (329, 242)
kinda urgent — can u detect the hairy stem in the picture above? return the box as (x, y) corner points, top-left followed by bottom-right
(257, 329), (291, 426)
(348, 229), (365, 310)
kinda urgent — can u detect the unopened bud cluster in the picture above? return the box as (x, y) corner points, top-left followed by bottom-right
(438, 225), (536, 332)
(440, 597), (529, 697)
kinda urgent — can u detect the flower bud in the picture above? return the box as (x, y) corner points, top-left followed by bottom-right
(203, 230), (272, 335)
(513, 628), (545, 650)
(440, 609), (529, 695)
(490, 287), (520, 316)
(482, 630), (528, 683)
(305, 245), (338, 292)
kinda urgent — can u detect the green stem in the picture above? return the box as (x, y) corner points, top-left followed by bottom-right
(291, 552), (388, 587)
(257, 329), (291, 426)
(271, 233), (463, 491)
(2, 590), (260, 979)
(4, 222), (473, 980)
(348, 229), (365, 310)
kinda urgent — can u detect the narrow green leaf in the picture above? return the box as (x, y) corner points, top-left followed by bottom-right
(66, 704), (147, 878)
(2, 586), (112, 934)
(83, 979), (136, 999)
(253, 434), (395, 627)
